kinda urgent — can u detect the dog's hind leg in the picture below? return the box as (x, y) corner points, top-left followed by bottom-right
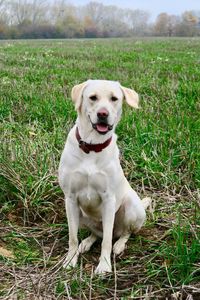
(113, 190), (148, 255)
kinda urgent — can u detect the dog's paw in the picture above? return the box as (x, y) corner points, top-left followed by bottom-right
(95, 259), (112, 274)
(78, 235), (96, 254)
(78, 240), (91, 254)
(113, 239), (126, 255)
(63, 251), (78, 269)
(141, 197), (152, 209)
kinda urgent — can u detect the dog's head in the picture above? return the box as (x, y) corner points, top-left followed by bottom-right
(71, 80), (139, 135)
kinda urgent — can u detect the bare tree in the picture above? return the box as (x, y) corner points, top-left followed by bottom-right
(8, 0), (48, 26)
(0, 0), (8, 24)
(126, 9), (150, 35)
(31, 0), (48, 24)
(83, 1), (104, 26)
(167, 15), (180, 36)
(49, 0), (76, 25)
(95, 5), (129, 37)
(78, 2), (129, 37)
(48, 0), (83, 37)
(0, 0), (6, 16)
(154, 13), (179, 36)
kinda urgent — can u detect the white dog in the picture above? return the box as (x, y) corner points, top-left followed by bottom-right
(58, 80), (150, 274)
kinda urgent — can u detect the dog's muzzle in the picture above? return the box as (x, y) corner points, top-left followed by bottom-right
(89, 111), (113, 135)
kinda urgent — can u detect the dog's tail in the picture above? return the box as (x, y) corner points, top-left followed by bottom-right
(141, 197), (152, 210)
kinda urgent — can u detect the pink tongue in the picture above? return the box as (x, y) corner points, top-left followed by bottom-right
(96, 124), (109, 132)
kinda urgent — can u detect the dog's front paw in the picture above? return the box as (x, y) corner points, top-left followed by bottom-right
(95, 259), (112, 274)
(63, 250), (78, 269)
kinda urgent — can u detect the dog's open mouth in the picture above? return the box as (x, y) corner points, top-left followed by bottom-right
(89, 115), (113, 135)
(96, 123), (110, 134)
(91, 121), (113, 135)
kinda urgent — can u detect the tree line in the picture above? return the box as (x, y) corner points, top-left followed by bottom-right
(0, 0), (199, 39)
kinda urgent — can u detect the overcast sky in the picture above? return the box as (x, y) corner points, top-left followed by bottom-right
(69, 0), (200, 19)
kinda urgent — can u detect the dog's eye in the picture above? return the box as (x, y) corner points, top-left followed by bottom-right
(111, 96), (118, 102)
(89, 95), (98, 101)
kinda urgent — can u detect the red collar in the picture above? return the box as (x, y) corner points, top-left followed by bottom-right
(75, 127), (112, 154)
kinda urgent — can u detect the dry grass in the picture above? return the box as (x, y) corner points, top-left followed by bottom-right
(1, 191), (200, 299)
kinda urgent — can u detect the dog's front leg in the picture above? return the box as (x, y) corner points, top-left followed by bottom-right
(95, 196), (116, 274)
(63, 196), (80, 269)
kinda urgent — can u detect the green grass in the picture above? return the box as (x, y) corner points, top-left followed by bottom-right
(0, 38), (200, 299)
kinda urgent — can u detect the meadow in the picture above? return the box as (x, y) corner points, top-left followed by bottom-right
(0, 38), (200, 299)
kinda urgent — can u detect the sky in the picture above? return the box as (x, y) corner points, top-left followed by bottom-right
(69, 0), (200, 19)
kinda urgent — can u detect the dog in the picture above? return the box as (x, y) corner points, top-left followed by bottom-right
(58, 80), (151, 274)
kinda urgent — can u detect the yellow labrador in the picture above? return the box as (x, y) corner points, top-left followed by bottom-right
(58, 80), (150, 274)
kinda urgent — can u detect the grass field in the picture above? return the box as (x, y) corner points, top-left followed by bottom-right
(0, 38), (200, 299)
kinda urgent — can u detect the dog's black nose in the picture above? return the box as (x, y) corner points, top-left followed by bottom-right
(97, 108), (109, 119)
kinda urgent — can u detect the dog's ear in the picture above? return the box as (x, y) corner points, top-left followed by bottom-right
(120, 86), (139, 108)
(71, 81), (88, 111)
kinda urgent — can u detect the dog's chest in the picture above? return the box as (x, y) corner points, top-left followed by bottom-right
(70, 163), (108, 210)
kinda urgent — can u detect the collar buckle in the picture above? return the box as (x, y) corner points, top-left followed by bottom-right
(78, 140), (90, 154)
